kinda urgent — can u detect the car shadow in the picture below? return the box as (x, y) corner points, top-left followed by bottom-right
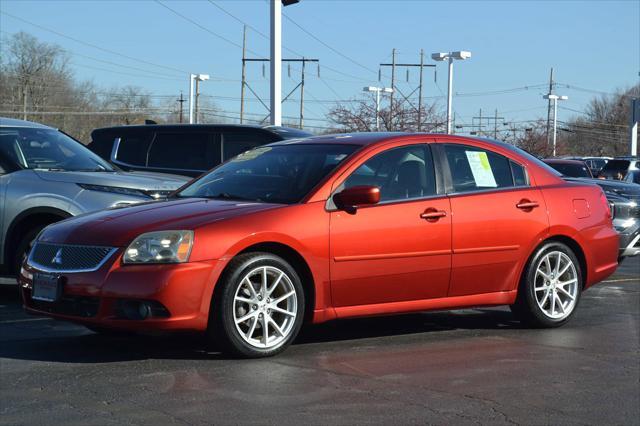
(1, 285), (522, 364)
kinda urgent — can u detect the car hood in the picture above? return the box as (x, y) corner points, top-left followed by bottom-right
(39, 197), (282, 247)
(33, 170), (189, 191)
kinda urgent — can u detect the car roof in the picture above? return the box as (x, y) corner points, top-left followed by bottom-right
(0, 117), (54, 129)
(91, 123), (310, 137)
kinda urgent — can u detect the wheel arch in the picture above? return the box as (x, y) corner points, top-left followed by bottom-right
(4, 207), (72, 268)
(213, 241), (316, 325)
(523, 234), (588, 289)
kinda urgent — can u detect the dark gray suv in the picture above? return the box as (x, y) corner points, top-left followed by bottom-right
(0, 117), (189, 278)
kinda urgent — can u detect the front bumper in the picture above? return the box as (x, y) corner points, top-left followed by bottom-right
(19, 251), (223, 332)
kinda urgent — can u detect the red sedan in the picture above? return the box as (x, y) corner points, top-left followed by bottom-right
(19, 134), (619, 357)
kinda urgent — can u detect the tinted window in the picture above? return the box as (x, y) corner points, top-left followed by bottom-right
(116, 133), (152, 166)
(178, 144), (358, 204)
(547, 162), (592, 178)
(343, 145), (436, 202)
(223, 130), (276, 161)
(444, 144), (514, 192)
(510, 161), (528, 186)
(148, 133), (211, 170)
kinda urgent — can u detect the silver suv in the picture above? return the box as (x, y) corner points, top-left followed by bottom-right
(0, 117), (189, 278)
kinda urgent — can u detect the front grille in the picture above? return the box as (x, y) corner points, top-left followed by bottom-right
(29, 243), (116, 272)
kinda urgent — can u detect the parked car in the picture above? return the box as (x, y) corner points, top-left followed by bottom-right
(0, 117), (189, 276)
(623, 170), (640, 184)
(597, 156), (639, 180)
(543, 159), (593, 178)
(567, 156), (612, 176)
(20, 133), (618, 357)
(88, 124), (313, 177)
(545, 158), (640, 259)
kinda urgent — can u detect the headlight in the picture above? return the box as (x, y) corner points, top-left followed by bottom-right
(123, 230), (194, 264)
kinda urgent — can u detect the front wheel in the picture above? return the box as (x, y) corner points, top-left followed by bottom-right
(511, 242), (582, 328)
(209, 252), (305, 358)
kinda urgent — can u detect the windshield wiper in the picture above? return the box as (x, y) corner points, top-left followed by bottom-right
(205, 192), (259, 202)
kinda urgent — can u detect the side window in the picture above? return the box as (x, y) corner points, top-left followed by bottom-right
(222, 130), (276, 161)
(510, 160), (528, 186)
(147, 133), (211, 170)
(343, 145), (436, 202)
(116, 133), (152, 166)
(444, 144), (516, 192)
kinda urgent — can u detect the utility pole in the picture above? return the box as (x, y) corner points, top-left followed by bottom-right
(472, 108), (504, 139)
(299, 58), (306, 129)
(243, 57), (318, 127)
(379, 49), (435, 131)
(177, 92), (185, 123)
(390, 48), (395, 128)
(546, 67), (554, 146)
(22, 85), (28, 121)
(240, 25), (247, 124)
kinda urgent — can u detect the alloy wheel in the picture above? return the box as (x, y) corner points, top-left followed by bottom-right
(232, 266), (298, 349)
(533, 250), (579, 320)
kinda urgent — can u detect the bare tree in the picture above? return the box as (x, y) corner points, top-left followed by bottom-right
(327, 95), (445, 133)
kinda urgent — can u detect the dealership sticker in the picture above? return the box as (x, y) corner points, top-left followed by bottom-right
(465, 151), (497, 187)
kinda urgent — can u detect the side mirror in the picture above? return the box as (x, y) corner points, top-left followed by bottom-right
(333, 185), (380, 214)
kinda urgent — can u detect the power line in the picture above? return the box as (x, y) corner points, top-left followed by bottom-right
(1, 11), (190, 75)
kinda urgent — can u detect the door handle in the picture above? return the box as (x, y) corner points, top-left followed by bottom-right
(420, 209), (447, 221)
(516, 200), (539, 210)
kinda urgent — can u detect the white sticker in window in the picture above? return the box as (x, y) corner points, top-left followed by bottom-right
(465, 151), (497, 187)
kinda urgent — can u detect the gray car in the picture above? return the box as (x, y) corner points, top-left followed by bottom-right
(0, 117), (189, 278)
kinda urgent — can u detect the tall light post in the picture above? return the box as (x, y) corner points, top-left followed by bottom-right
(363, 86), (393, 131)
(431, 51), (471, 134)
(270, 0), (299, 127)
(543, 93), (568, 156)
(189, 74), (209, 124)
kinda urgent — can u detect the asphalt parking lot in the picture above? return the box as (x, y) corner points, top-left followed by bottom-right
(0, 257), (638, 426)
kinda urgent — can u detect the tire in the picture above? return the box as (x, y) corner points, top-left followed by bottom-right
(209, 252), (305, 358)
(511, 241), (583, 328)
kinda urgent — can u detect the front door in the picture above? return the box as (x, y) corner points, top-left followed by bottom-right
(329, 143), (452, 308)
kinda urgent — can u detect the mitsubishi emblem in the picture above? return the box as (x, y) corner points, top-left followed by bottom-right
(51, 249), (63, 265)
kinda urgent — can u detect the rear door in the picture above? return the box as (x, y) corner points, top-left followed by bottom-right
(439, 142), (549, 296)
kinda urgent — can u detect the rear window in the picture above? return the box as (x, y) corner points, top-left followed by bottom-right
(547, 162), (592, 178)
(117, 133), (152, 166)
(444, 144), (516, 192)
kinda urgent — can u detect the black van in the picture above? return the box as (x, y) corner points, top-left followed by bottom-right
(88, 124), (312, 177)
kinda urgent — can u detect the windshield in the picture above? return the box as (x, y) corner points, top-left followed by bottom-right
(0, 127), (114, 172)
(178, 143), (360, 204)
(547, 162), (592, 178)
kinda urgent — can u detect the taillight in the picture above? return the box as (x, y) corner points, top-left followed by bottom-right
(599, 191), (612, 220)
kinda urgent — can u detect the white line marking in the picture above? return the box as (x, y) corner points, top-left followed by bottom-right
(602, 278), (639, 283)
(0, 317), (52, 324)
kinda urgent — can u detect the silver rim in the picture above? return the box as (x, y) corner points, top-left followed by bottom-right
(534, 251), (579, 320)
(233, 266), (298, 349)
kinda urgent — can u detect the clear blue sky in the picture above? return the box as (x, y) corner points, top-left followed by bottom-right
(1, 0), (638, 132)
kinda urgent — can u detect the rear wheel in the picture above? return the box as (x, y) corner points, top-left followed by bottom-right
(209, 252), (305, 358)
(511, 241), (582, 327)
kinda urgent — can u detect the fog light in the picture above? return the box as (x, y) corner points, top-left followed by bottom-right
(138, 302), (151, 319)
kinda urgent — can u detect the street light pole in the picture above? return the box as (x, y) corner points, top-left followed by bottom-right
(270, 0), (282, 126)
(364, 86), (393, 131)
(188, 74), (210, 124)
(543, 93), (568, 156)
(431, 51), (471, 134)
(446, 56), (454, 134)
